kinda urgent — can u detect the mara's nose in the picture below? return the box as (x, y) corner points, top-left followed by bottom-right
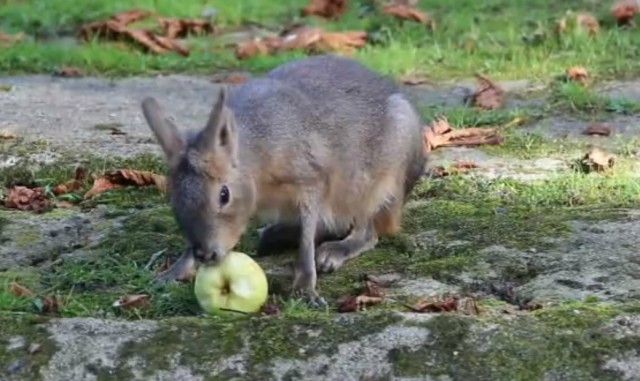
(193, 246), (220, 263)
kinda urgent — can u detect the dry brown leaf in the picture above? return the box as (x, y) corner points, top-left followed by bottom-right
(301, 0), (348, 19)
(0, 129), (17, 139)
(428, 160), (480, 178)
(407, 293), (480, 315)
(37, 295), (63, 314)
(28, 343), (42, 354)
(52, 66), (84, 78)
(158, 17), (215, 39)
(54, 200), (76, 209)
(470, 73), (504, 110)
(111, 9), (155, 25)
(0, 30), (25, 46)
(9, 282), (35, 297)
(576, 12), (600, 35)
(423, 116), (504, 153)
(337, 294), (384, 312)
(79, 10), (196, 56)
(409, 294), (458, 312)
(612, 0), (639, 26)
(260, 302), (282, 315)
(314, 30), (368, 54)
(3, 186), (51, 212)
(53, 167), (87, 195)
(211, 72), (250, 84)
(566, 66), (589, 84)
(557, 12), (600, 35)
(112, 294), (150, 309)
(581, 146), (616, 172)
(399, 74), (430, 86)
(84, 169), (166, 199)
(279, 26), (324, 51)
(364, 278), (386, 298)
(235, 37), (277, 59)
(110, 127), (127, 135)
(583, 122), (612, 137)
(382, 3), (435, 28)
(235, 28), (367, 59)
(337, 275), (387, 312)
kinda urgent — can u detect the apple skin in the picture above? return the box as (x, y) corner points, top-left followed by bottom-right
(194, 251), (269, 316)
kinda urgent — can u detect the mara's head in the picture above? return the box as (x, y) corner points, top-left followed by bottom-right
(141, 87), (255, 264)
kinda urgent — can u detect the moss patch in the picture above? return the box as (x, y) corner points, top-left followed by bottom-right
(391, 302), (638, 381)
(113, 312), (400, 379)
(0, 313), (57, 379)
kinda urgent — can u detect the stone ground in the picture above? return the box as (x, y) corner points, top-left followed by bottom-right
(2, 74), (640, 381)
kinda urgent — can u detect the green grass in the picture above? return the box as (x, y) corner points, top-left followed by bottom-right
(2, 0), (640, 79)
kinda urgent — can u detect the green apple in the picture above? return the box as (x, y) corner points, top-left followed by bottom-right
(194, 251), (268, 316)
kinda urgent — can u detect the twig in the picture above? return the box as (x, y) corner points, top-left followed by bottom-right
(144, 248), (168, 270)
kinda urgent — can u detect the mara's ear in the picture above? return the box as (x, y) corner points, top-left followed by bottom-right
(198, 86), (238, 166)
(141, 97), (185, 168)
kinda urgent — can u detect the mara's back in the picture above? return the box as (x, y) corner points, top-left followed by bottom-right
(227, 54), (423, 173)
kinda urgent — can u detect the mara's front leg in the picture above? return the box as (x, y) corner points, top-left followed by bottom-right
(291, 201), (327, 309)
(152, 248), (197, 283)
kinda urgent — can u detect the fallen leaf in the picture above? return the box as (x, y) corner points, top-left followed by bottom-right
(112, 294), (150, 309)
(211, 72), (250, 84)
(153, 257), (173, 275)
(54, 200), (76, 209)
(235, 27), (367, 59)
(364, 278), (386, 298)
(157, 17), (216, 39)
(33, 295), (62, 314)
(28, 343), (42, 354)
(382, 3), (435, 28)
(313, 30), (368, 54)
(0, 129), (17, 139)
(337, 275), (388, 312)
(407, 293), (481, 315)
(110, 127), (127, 135)
(9, 282), (35, 297)
(556, 11), (600, 36)
(53, 166), (86, 196)
(84, 169), (166, 199)
(3, 186), (51, 212)
(278, 26), (324, 51)
(260, 302), (281, 315)
(580, 146), (616, 172)
(301, 0), (348, 19)
(111, 8), (155, 25)
(235, 37), (279, 59)
(79, 10), (199, 56)
(428, 160), (480, 178)
(423, 116), (505, 153)
(457, 295), (481, 315)
(582, 122), (612, 137)
(409, 294), (458, 312)
(337, 294), (383, 312)
(0, 30), (25, 46)
(566, 66), (589, 84)
(399, 73), (431, 86)
(52, 66), (84, 78)
(612, 0), (639, 27)
(469, 73), (505, 110)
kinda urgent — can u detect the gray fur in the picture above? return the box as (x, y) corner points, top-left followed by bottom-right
(141, 54), (428, 307)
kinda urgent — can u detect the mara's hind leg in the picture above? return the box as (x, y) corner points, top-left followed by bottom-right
(256, 221), (348, 257)
(315, 176), (418, 274)
(315, 212), (387, 273)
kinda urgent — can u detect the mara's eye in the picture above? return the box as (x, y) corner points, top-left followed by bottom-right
(219, 185), (230, 206)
